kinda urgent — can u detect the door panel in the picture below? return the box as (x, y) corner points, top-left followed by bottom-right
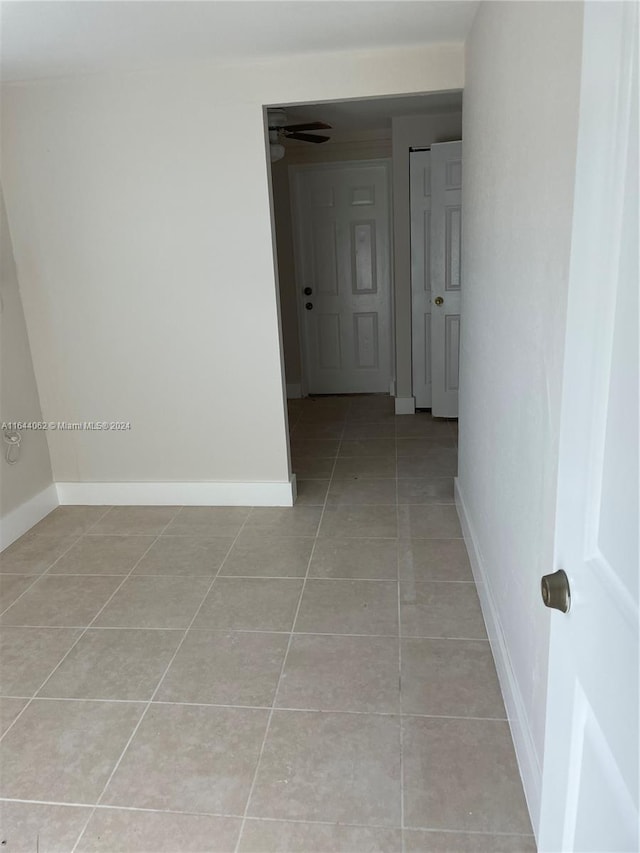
(539, 4), (638, 849)
(293, 162), (391, 395)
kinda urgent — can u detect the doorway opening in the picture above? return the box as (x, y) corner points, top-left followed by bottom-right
(263, 91), (463, 484)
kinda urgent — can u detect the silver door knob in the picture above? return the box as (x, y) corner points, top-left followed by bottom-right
(541, 569), (571, 613)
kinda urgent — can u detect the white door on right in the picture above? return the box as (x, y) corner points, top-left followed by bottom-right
(411, 141), (462, 416)
(539, 3), (638, 850)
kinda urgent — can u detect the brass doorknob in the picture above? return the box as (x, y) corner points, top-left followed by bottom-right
(434, 296), (444, 306)
(541, 569), (571, 613)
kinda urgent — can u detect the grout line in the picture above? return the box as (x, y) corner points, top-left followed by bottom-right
(233, 398), (347, 853)
(0, 796), (536, 838)
(69, 510), (254, 852)
(0, 693), (508, 720)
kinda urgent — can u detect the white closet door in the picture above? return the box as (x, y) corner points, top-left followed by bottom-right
(410, 149), (433, 409)
(430, 141), (462, 417)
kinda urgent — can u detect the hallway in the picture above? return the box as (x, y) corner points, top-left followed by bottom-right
(0, 396), (534, 852)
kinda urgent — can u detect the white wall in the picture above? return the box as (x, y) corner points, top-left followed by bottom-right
(457, 0), (583, 830)
(0, 185), (55, 543)
(1, 43), (463, 500)
(392, 112), (463, 401)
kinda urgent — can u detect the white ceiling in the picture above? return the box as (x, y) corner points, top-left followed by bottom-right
(0, 1), (478, 83)
(281, 91), (463, 132)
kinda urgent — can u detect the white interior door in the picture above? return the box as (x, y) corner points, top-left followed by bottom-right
(430, 141), (462, 418)
(539, 4), (638, 851)
(410, 149), (433, 409)
(292, 161), (392, 395)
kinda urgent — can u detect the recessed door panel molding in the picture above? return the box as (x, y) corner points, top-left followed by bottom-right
(351, 220), (378, 294)
(312, 220), (339, 295)
(411, 142), (462, 415)
(292, 160), (392, 394)
(317, 313), (342, 370)
(350, 186), (375, 206)
(444, 314), (460, 391)
(445, 206), (462, 292)
(353, 312), (379, 369)
(445, 158), (462, 190)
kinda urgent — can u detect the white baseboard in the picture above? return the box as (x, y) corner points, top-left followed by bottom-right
(0, 483), (59, 551)
(394, 396), (416, 415)
(455, 477), (542, 837)
(56, 478), (296, 507)
(286, 383), (302, 399)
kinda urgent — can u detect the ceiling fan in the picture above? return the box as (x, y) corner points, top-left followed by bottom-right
(267, 109), (332, 162)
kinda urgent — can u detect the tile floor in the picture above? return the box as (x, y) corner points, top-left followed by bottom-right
(0, 395), (535, 852)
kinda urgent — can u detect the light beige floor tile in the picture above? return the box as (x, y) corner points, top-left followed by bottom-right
(346, 410), (396, 424)
(342, 423), (396, 439)
(348, 395), (395, 414)
(0, 533), (79, 575)
(290, 422), (344, 440)
(132, 535), (233, 576)
(239, 820), (402, 853)
(326, 478), (397, 506)
(0, 696), (28, 735)
(77, 808), (242, 853)
(339, 438), (396, 458)
(396, 438), (456, 456)
(403, 717), (532, 833)
(310, 538), (398, 579)
(221, 535), (314, 578)
(295, 579), (398, 635)
(400, 582), (486, 638)
(399, 540), (473, 582)
(401, 638), (504, 717)
(333, 457), (396, 479)
(30, 506), (111, 538)
(0, 574), (37, 610)
(397, 452), (458, 478)
(93, 576), (211, 629)
(245, 507), (322, 537)
(162, 506), (250, 537)
(290, 439), (340, 458)
(0, 698), (143, 803)
(292, 458), (336, 479)
(49, 535), (155, 575)
(38, 628), (182, 700)
(276, 634), (400, 713)
(0, 627), (81, 695)
(319, 506), (398, 538)
(395, 418), (452, 438)
(397, 478), (455, 505)
(0, 801), (91, 853)
(90, 506), (180, 535)
(403, 830), (537, 852)
(295, 479), (330, 506)
(156, 629), (288, 706)
(193, 578), (303, 632)
(0, 576), (123, 627)
(398, 506), (462, 539)
(102, 703), (268, 814)
(247, 710), (401, 825)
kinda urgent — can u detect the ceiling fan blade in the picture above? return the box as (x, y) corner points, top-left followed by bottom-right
(286, 132), (331, 144)
(283, 122), (332, 132)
